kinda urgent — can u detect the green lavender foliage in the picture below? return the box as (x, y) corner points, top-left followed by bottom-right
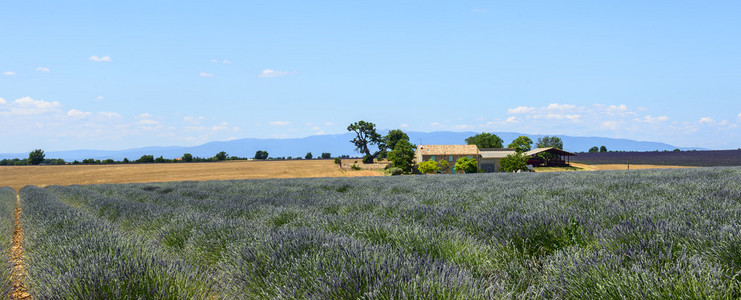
(19, 186), (216, 299)
(0, 187), (16, 298)
(18, 167), (741, 298)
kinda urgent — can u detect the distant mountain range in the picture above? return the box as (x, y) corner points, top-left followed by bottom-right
(0, 131), (705, 161)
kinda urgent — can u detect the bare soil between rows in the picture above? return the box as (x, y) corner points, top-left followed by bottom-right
(11, 192), (30, 300)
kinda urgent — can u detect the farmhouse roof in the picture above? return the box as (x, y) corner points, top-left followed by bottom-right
(417, 145), (480, 156)
(524, 147), (577, 157)
(480, 149), (517, 159)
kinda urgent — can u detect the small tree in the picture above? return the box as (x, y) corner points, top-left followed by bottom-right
(438, 160), (450, 173)
(254, 150), (269, 160)
(334, 157), (342, 167)
(465, 133), (503, 148)
(387, 139), (415, 172)
(507, 136), (533, 153)
(454, 157), (478, 173)
(321, 152), (331, 159)
(418, 160), (439, 174)
(588, 146), (599, 153)
(214, 151), (228, 161)
(28, 149), (45, 165)
(182, 153), (193, 162)
(500, 153), (528, 172)
(304, 152), (313, 160)
(600, 145), (608, 153)
(154, 156), (167, 163)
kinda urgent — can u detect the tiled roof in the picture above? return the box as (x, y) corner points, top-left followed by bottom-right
(417, 145), (480, 156)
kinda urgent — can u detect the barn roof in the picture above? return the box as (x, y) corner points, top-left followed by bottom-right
(480, 149), (517, 159)
(417, 145), (480, 156)
(524, 147), (577, 157)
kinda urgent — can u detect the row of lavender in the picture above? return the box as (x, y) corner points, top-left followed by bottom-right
(19, 167), (741, 298)
(0, 188), (15, 298)
(571, 149), (741, 166)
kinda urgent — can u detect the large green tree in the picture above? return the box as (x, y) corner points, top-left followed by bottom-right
(454, 157), (478, 173)
(28, 149), (45, 165)
(214, 151), (228, 161)
(507, 136), (533, 153)
(465, 133), (503, 148)
(499, 153), (529, 172)
(348, 121), (385, 163)
(254, 150), (269, 160)
(386, 139), (415, 172)
(536, 136), (563, 149)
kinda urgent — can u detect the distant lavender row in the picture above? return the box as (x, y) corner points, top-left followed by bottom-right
(571, 150), (741, 166)
(0, 188), (15, 298)
(22, 168), (741, 298)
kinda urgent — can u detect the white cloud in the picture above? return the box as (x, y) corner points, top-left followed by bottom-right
(89, 55), (112, 62)
(11, 96), (62, 114)
(313, 131), (326, 135)
(222, 60), (232, 64)
(96, 96), (104, 101)
(269, 121), (291, 126)
(138, 119), (160, 125)
(532, 113), (581, 121)
(3, 71), (16, 76)
(183, 116), (205, 124)
(98, 112), (121, 118)
(738, 112), (741, 119)
(641, 115), (669, 123)
(258, 69), (296, 78)
(546, 103), (576, 110)
(453, 124), (471, 129)
(67, 109), (91, 119)
(36, 67), (50, 72)
(400, 123), (409, 128)
(200, 72), (214, 77)
(211, 122), (229, 130)
(699, 117), (715, 124)
(325, 122), (334, 126)
(507, 106), (535, 114)
(211, 59), (219, 63)
(601, 121), (618, 130)
(430, 122), (441, 127)
(505, 116), (518, 123)
(0, 98), (5, 105)
(138, 113), (152, 118)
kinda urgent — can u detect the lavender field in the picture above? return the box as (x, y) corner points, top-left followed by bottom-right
(16, 167), (741, 298)
(571, 149), (741, 167)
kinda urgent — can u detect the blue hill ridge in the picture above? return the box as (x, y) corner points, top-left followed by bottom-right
(0, 131), (704, 161)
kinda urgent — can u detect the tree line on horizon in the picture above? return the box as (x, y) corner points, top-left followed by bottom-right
(0, 149), (351, 166)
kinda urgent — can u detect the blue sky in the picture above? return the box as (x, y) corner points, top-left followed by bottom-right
(2, 1), (740, 152)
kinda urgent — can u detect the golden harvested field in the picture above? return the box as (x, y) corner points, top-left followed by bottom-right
(0, 160), (383, 190)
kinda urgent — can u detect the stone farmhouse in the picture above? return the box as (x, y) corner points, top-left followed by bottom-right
(415, 145), (577, 173)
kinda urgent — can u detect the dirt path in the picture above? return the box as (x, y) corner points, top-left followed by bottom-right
(10, 192), (30, 300)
